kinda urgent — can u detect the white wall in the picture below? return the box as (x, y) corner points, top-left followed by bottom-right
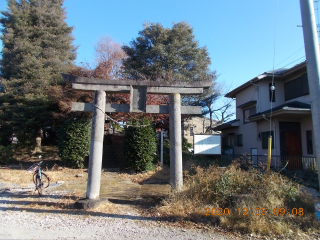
(235, 85), (257, 124)
(233, 121), (258, 155)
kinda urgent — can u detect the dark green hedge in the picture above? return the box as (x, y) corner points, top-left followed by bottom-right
(58, 117), (91, 168)
(123, 119), (157, 172)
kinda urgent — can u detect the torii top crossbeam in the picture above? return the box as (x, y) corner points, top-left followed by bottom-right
(61, 74), (212, 94)
(62, 74), (212, 114)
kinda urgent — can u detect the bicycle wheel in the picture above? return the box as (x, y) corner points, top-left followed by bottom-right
(35, 175), (43, 196)
(41, 173), (50, 188)
(33, 172), (50, 188)
(33, 172), (37, 185)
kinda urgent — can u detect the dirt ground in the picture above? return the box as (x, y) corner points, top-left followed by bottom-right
(0, 157), (172, 211)
(0, 158), (240, 240)
(1, 150), (320, 239)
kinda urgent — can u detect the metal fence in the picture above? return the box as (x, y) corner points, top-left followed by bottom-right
(220, 154), (317, 171)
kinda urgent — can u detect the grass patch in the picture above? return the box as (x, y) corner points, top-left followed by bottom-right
(151, 162), (320, 238)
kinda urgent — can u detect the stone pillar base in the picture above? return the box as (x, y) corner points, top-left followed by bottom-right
(74, 198), (109, 210)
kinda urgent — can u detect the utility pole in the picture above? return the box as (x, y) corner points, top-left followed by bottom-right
(300, 0), (320, 191)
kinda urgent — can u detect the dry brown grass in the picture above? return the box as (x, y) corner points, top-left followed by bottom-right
(0, 169), (32, 186)
(116, 166), (170, 184)
(0, 167), (88, 187)
(116, 159), (205, 184)
(151, 162), (320, 238)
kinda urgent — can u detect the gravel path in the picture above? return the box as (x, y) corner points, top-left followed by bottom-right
(0, 189), (236, 240)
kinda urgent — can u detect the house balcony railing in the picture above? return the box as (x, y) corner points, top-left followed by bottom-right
(221, 154), (317, 171)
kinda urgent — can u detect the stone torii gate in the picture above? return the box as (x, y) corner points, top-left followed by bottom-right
(62, 74), (211, 202)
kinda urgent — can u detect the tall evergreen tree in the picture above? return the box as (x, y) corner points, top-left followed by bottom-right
(122, 21), (223, 126)
(122, 21), (215, 82)
(0, 0), (76, 86)
(0, 0), (77, 145)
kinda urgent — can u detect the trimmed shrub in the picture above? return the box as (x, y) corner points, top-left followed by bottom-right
(58, 117), (91, 168)
(123, 119), (157, 172)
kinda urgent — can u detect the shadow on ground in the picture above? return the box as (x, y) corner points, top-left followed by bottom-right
(0, 189), (209, 225)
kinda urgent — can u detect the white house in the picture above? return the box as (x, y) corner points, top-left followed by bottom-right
(214, 62), (316, 170)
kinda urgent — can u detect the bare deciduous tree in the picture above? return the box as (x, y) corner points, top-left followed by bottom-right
(185, 80), (235, 133)
(212, 99), (235, 125)
(94, 36), (127, 79)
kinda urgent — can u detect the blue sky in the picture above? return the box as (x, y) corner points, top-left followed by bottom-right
(0, 0), (311, 91)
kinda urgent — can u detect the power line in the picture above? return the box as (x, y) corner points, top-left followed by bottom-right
(280, 56), (306, 68)
(274, 46), (305, 68)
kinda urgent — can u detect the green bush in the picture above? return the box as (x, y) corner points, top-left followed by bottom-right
(162, 136), (193, 166)
(58, 117), (91, 168)
(123, 119), (157, 172)
(182, 136), (192, 153)
(0, 145), (16, 165)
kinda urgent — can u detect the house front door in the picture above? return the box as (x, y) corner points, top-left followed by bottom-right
(284, 131), (302, 169)
(280, 122), (302, 169)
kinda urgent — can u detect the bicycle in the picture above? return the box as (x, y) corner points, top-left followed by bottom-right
(27, 161), (50, 196)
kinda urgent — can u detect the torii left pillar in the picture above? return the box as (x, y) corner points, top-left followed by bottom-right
(86, 90), (106, 199)
(169, 93), (183, 191)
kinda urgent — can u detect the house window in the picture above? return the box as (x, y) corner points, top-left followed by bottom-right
(284, 73), (309, 101)
(269, 83), (275, 102)
(306, 130), (313, 154)
(233, 135), (237, 147)
(261, 131), (274, 149)
(243, 106), (256, 123)
(190, 127), (194, 136)
(237, 134), (243, 146)
(229, 135), (236, 147)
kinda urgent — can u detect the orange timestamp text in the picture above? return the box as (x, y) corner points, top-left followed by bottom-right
(205, 207), (304, 216)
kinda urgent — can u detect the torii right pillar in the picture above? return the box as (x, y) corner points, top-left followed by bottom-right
(169, 93), (183, 191)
